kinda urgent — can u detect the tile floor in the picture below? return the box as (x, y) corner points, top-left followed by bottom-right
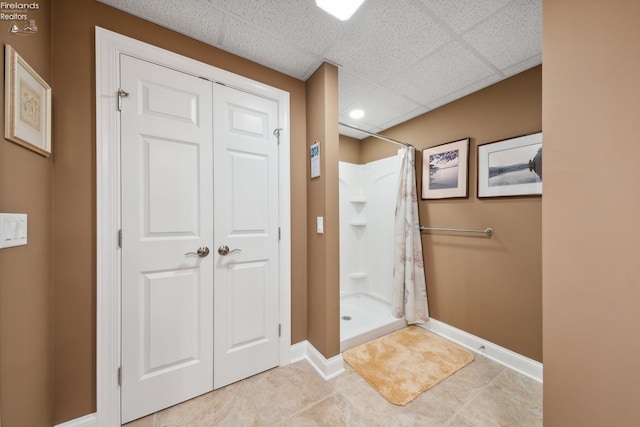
(125, 354), (542, 426)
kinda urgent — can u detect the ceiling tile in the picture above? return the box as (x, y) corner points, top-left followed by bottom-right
(340, 86), (423, 128)
(427, 73), (502, 109)
(326, 0), (451, 84)
(379, 106), (431, 131)
(98, 0), (224, 46)
(338, 70), (379, 111)
(339, 119), (383, 139)
(384, 41), (496, 105)
(215, 0), (346, 55)
(221, 15), (324, 79)
(462, 0), (542, 70)
(99, 0), (542, 135)
(420, 0), (513, 33)
(339, 127), (370, 140)
(501, 53), (542, 76)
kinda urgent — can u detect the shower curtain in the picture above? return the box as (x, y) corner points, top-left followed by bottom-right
(392, 146), (429, 324)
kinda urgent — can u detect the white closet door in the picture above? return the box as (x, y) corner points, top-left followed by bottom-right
(120, 54), (214, 423)
(212, 84), (280, 389)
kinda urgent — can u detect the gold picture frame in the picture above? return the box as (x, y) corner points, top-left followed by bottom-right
(4, 44), (52, 157)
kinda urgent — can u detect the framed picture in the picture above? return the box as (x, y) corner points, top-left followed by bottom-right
(4, 44), (52, 157)
(421, 138), (469, 199)
(477, 132), (542, 198)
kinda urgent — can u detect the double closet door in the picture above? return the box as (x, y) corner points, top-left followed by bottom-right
(119, 55), (280, 424)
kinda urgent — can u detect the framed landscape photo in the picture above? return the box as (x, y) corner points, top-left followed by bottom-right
(421, 138), (469, 199)
(477, 132), (542, 198)
(4, 45), (52, 157)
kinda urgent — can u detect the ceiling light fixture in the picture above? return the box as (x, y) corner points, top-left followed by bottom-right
(315, 0), (365, 21)
(349, 109), (365, 119)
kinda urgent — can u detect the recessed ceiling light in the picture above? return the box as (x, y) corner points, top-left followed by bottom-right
(315, 0), (365, 21)
(349, 109), (365, 119)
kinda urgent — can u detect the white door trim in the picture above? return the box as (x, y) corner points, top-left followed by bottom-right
(95, 27), (292, 427)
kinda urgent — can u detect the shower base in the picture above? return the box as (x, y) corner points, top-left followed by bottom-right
(340, 293), (406, 352)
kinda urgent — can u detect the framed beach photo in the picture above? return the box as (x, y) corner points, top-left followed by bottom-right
(421, 138), (469, 199)
(477, 132), (542, 198)
(4, 44), (52, 157)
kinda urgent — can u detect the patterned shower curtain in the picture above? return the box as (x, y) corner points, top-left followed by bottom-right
(391, 146), (429, 324)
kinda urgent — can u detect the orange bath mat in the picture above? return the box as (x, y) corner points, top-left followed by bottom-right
(343, 326), (474, 405)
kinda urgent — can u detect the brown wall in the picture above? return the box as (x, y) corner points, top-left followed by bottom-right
(50, 2), (307, 423)
(338, 134), (362, 164)
(543, 1), (640, 425)
(18, 1), (639, 424)
(0, 3), (52, 427)
(362, 67), (543, 361)
(359, 136), (401, 164)
(306, 63), (340, 358)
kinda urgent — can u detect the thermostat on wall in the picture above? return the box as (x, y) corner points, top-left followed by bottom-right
(310, 142), (320, 178)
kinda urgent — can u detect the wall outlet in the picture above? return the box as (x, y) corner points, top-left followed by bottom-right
(0, 213), (28, 249)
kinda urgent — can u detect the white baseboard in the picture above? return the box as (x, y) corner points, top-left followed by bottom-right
(290, 340), (345, 380)
(422, 318), (543, 382)
(54, 413), (97, 427)
(290, 340), (308, 364)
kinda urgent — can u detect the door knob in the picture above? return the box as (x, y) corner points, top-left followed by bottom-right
(185, 246), (210, 257)
(218, 245), (242, 256)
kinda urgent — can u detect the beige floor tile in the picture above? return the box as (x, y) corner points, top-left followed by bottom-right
(428, 355), (505, 407)
(442, 412), (481, 427)
(123, 414), (154, 427)
(337, 368), (457, 427)
(130, 350), (541, 427)
(329, 362), (365, 392)
(278, 393), (369, 427)
(244, 360), (336, 425)
(155, 381), (260, 427)
(454, 368), (542, 427)
(493, 367), (543, 402)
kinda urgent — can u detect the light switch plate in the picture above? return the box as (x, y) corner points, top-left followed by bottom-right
(0, 213), (28, 248)
(316, 216), (324, 234)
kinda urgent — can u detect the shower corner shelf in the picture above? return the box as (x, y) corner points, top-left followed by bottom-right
(349, 272), (367, 279)
(348, 220), (367, 226)
(349, 197), (367, 204)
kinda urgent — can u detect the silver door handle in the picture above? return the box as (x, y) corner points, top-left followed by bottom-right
(185, 246), (210, 257)
(218, 245), (242, 256)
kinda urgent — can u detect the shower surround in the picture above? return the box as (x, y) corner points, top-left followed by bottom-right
(339, 155), (406, 351)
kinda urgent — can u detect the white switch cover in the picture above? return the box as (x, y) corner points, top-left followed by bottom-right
(0, 213), (28, 248)
(316, 216), (324, 234)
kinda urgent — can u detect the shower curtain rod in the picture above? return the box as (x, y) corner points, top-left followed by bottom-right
(339, 122), (414, 148)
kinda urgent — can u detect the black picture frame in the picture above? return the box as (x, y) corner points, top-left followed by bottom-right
(421, 138), (470, 200)
(477, 132), (542, 198)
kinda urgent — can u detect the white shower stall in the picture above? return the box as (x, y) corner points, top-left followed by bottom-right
(339, 154), (407, 351)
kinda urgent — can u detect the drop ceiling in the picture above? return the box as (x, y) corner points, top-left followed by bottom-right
(97, 0), (542, 139)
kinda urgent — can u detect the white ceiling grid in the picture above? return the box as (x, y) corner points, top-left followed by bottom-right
(97, 0), (542, 139)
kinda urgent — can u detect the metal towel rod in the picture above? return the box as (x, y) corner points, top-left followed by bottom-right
(419, 226), (494, 236)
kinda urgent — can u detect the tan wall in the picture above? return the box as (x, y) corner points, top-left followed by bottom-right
(0, 3), (52, 426)
(359, 136), (401, 164)
(368, 67), (542, 361)
(50, 2), (307, 423)
(542, 1), (640, 425)
(306, 63), (340, 358)
(338, 134), (362, 164)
